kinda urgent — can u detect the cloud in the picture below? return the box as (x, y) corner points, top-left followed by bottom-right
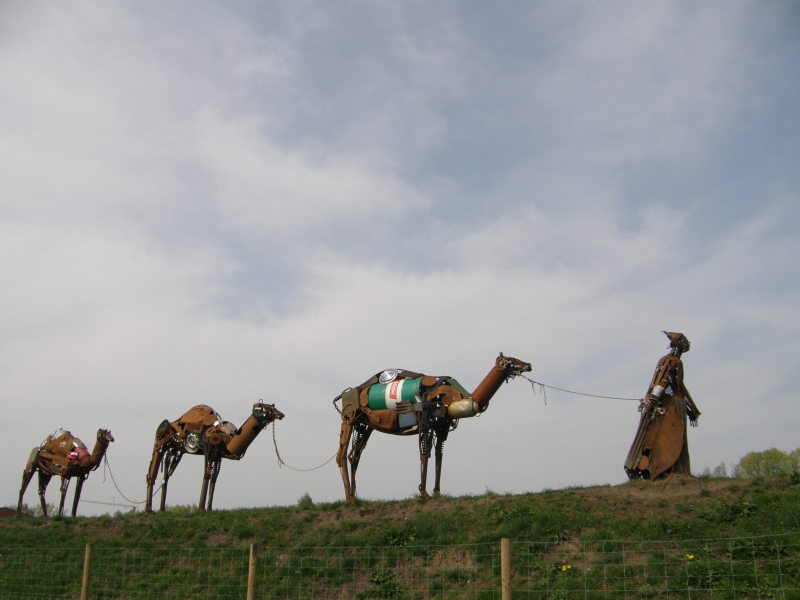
(194, 110), (427, 243)
(1, 1), (798, 513)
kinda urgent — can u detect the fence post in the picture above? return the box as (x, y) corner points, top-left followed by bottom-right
(81, 543), (93, 600)
(501, 537), (511, 600)
(247, 543), (258, 600)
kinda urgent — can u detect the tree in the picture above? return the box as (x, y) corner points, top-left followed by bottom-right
(698, 462), (728, 478)
(712, 462), (728, 478)
(733, 447), (800, 478)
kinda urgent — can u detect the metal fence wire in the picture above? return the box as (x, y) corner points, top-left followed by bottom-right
(0, 533), (798, 599)
(513, 532), (800, 599)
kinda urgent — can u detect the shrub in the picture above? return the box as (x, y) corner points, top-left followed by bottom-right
(733, 448), (800, 478)
(17, 503), (57, 518)
(297, 493), (314, 510)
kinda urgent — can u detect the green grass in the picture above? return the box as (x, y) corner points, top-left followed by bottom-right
(3, 477), (800, 549)
(1, 476), (799, 598)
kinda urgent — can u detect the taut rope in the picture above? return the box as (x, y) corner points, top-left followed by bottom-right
(518, 374), (643, 405)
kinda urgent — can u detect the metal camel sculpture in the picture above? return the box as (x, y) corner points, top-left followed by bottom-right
(334, 353), (531, 502)
(17, 428), (114, 517)
(145, 401), (284, 513)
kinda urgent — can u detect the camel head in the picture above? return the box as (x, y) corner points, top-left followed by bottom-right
(496, 353), (532, 379)
(83, 429), (114, 469)
(253, 402), (285, 426)
(96, 429), (115, 444)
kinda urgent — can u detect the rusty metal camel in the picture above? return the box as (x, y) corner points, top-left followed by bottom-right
(145, 401), (284, 513)
(17, 428), (114, 517)
(334, 353), (531, 502)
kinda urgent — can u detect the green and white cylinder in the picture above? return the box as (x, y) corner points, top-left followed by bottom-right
(367, 378), (422, 411)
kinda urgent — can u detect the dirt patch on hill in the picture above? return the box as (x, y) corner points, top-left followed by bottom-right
(308, 495), (479, 529)
(302, 477), (750, 535)
(578, 477), (743, 504)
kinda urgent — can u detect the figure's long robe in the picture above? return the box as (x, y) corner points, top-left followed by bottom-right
(624, 354), (700, 480)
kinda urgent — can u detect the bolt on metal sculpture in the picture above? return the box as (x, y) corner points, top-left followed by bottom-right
(334, 353), (531, 502)
(145, 401), (284, 513)
(625, 331), (701, 480)
(17, 428), (114, 517)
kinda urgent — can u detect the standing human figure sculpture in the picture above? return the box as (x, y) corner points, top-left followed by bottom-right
(625, 331), (700, 480)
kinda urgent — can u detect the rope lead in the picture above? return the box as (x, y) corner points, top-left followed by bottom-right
(518, 374), (642, 402)
(103, 455), (151, 505)
(271, 421), (336, 472)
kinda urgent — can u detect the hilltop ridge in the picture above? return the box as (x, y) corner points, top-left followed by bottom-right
(2, 476), (798, 550)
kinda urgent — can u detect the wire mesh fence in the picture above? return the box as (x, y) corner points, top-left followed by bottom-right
(254, 544), (495, 599)
(0, 547), (251, 599)
(1, 533), (798, 599)
(513, 532), (800, 599)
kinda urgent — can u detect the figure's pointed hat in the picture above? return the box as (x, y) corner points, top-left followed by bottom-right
(662, 331), (689, 347)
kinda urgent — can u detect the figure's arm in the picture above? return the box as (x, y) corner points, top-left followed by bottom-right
(639, 358), (671, 413)
(650, 357), (678, 399)
(683, 385), (700, 426)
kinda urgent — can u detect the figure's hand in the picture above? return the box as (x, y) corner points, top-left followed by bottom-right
(395, 401), (413, 414)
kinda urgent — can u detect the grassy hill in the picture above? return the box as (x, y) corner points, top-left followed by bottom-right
(1, 476), (799, 599)
(2, 475), (799, 549)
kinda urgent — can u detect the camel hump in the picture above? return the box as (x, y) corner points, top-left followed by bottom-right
(42, 430), (86, 457)
(178, 405), (221, 428)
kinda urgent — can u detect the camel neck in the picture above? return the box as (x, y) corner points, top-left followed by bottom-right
(88, 439), (109, 466)
(471, 364), (507, 410)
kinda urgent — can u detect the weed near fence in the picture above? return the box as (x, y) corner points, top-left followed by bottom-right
(513, 533), (800, 599)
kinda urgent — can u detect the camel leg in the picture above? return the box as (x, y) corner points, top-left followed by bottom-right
(17, 464), (37, 516)
(159, 464), (170, 513)
(37, 471), (52, 517)
(146, 445), (166, 514)
(147, 421), (173, 514)
(418, 428), (434, 499)
(348, 424), (373, 500)
(433, 428), (449, 494)
(198, 455), (212, 513)
(206, 460), (222, 512)
(336, 420), (355, 502)
(159, 448), (183, 513)
(57, 476), (71, 517)
(71, 474), (87, 518)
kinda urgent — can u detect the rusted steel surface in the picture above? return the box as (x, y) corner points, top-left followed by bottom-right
(647, 400), (685, 478)
(334, 353), (531, 502)
(625, 332), (701, 480)
(17, 428), (114, 517)
(472, 355), (521, 409)
(145, 402), (284, 514)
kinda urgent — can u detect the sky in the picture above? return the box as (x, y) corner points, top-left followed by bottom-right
(1, 1), (798, 516)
